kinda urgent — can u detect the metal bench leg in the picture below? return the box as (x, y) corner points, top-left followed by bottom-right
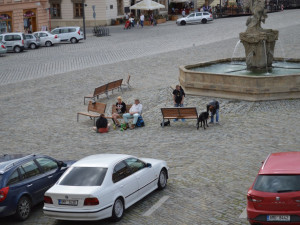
(106, 91), (109, 99)
(77, 114), (79, 122)
(162, 118), (165, 127)
(120, 86), (123, 93)
(84, 97), (86, 105)
(94, 118), (96, 125)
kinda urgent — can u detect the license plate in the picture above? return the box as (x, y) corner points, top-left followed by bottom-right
(267, 215), (290, 221)
(58, 199), (78, 206)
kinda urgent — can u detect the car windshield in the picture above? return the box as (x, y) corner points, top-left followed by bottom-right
(58, 167), (107, 186)
(187, 13), (195, 18)
(254, 175), (300, 193)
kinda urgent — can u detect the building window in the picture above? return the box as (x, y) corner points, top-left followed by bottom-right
(51, 3), (61, 18)
(117, 0), (124, 15)
(74, 3), (83, 18)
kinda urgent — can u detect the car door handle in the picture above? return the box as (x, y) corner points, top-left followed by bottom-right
(27, 184), (33, 187)
(120, 185), (124, 188)
(136, 176), (140, 179)
(48, 175), (53, 178)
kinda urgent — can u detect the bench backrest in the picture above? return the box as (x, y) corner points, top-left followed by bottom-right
(111, 104), (132, 114)
(88, 101), (106, 114)
(107, 79), (123, 91)
(93, 84), (107, 97)
(161, 107), (198, 119)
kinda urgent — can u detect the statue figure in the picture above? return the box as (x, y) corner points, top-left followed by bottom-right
(246, 0), (268, 33)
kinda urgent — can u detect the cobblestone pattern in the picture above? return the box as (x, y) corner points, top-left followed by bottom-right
(0, 9), (300, 225)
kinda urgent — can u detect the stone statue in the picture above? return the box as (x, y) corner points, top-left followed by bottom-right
(246, 0), (268, 33)
(239, 0), (278, 71)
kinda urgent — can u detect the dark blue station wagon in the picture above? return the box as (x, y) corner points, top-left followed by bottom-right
(0, 154), (74, 220)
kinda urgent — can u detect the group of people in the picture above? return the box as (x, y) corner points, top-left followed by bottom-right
(93, 97), (143, 133)
(125, 13), (157, 29)
(93, 85), (219, 134)
(173, 85), (219, 124)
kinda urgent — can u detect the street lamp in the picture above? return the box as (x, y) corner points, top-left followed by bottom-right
(82, 0), (86, 40)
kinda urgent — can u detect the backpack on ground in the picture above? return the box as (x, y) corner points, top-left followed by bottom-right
(136, 116), (145, 127)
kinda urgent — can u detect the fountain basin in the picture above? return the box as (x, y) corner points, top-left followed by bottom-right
(179, 58), (300, 101)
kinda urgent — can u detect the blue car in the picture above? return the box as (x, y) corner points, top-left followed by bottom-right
(0, 154), (74, 221)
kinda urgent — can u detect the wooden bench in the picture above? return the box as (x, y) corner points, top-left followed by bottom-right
(105, 104), (132, 119)
(106, 79), (123, 94)
(84, 84), (108, 105)
(83, 79), (123, 105)
(77, 101), (107, 125)
(160, 107), (198, 127)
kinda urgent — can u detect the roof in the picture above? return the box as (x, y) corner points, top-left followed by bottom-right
(72, 154), (132, 168)
(260, 152), (300, 175)
(0, 154), (33, 174)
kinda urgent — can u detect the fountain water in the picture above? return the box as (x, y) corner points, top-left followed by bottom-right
(178, 0), (300, 101)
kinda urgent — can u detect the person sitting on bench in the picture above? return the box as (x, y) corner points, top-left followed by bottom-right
(123, 99), (142, 130)
(112, 96), (126, 127)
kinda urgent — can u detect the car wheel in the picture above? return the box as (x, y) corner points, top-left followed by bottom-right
(14, 46), (21, 53)
(158, 169), (167, 190)
(30, 43), (36, 49)
(70, 38), (77, 44)
(202, 18), (207, 24)
(180, 21), (186, 26)
(15, 196), (31, 221)
(45, 41), (52, 47)
(111, 198), (124, 222)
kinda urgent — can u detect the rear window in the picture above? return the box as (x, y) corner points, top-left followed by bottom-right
(59, 167), (107, 186)
(254, 175), (300, 193)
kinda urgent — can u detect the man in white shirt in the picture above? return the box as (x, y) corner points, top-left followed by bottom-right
(140, 14), (144, 28)
(123, 99), (143, 129)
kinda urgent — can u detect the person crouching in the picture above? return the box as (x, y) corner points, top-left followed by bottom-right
(93, 114), (110, 133)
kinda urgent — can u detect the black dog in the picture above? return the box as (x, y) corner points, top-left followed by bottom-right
(161, 120), (170, 127)
(197, 111), (209, 130)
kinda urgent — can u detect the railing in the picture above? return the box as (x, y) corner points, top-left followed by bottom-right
(0, 0), (47, 4)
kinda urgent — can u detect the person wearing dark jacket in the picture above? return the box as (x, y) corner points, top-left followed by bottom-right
(93, 114), (110, 133)
(112, 96), (126, 127)
(207, 100), (219, 124)
(173, 85), (186, 122)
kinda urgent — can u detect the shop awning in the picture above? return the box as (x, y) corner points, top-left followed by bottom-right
(130, 0), (166, 10)
(170, 0), (190, 2)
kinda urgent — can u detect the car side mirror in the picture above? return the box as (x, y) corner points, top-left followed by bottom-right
(146, 163), (152, 168)
(57, 161), (67, 168)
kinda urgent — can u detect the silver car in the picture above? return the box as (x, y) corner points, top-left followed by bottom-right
(25, 34), (41, 49)
(33, 31), (61, 47)
(0, 42), (7, 54)
(176, 12), (213, 25)
(0, 33), (27, 53)
(51, 27), (84, 44)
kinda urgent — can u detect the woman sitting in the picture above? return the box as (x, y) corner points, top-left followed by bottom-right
(93, 114), (110, 133)
(112, 96), (126, 127)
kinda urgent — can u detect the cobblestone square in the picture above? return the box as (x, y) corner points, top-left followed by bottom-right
(0, 9), (300, 225)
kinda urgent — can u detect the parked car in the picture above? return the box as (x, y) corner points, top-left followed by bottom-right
(43, 154), (168, 221)
(0, 154), (75, 221)
(176, 12), (213, 25)
(0, 42), (7, 54)
(51, 27), (83, 44)
(33, 31), (61, 47)
(25, 34), (41, 49)
(247, 152), (300, 225)
(0, 33), (27, 53)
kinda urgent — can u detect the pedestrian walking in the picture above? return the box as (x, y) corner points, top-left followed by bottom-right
(140, 13), (144, 28)
(182, 8), (186, 17)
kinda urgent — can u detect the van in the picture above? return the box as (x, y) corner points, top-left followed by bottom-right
(0, 33), (27, 53)
(51, 27), (83, 44)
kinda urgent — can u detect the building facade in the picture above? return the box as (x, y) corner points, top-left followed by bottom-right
(0, 0), (49, 33)
(0, 0), (169, 33)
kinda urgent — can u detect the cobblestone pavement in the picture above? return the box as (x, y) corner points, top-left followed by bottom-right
(1, 9), (300, 225)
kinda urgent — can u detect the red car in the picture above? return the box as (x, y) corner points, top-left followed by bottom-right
(247, 152), (300, 225)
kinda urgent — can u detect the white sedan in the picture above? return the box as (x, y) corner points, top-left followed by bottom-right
(43, 154), (168, 221)
(33, 31), (61, 47)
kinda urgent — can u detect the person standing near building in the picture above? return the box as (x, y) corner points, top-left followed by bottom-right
(173, 85), (185, 122)
(140, 13), (144, 28)
(182, 8), (186, 17)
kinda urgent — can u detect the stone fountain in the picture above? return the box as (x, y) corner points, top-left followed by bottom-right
(179, 0), (300, 101)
